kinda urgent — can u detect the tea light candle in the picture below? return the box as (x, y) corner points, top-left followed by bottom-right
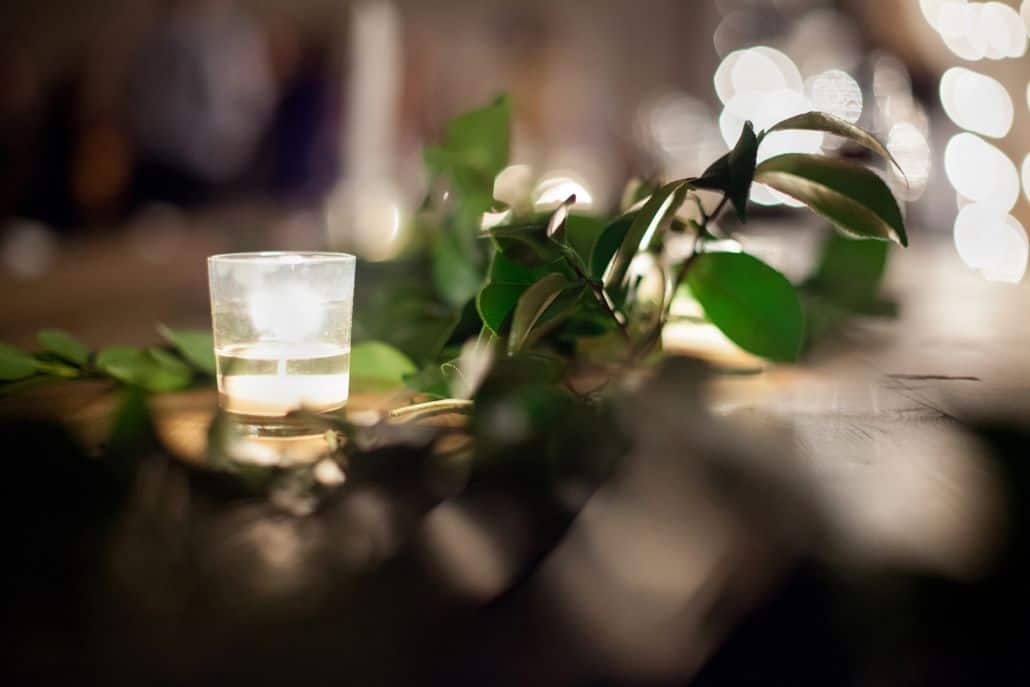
(208, 253), (355, 427)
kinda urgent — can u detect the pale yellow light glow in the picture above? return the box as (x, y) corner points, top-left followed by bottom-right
(953, 203), (1028, 283)
(944, 133), (1020, 211)
(940, 67), (1014, 138)
(218, 342), (351, 416)
(326, 181), (405, 262)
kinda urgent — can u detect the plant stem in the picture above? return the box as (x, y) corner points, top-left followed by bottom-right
(633, 193), (731, 359)
(564, 253), (632, 345)
(388, 398), (475, 421)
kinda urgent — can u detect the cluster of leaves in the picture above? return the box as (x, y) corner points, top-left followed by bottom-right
(1, 98), (908, 407)
(0, 326), (216, 392)
(356, 99), (907, 391)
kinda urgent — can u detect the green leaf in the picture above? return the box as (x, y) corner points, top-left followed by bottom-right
(350, 341), (418, 391)
(604, 181), (689, 290)
(807, 231), (890, 309)
(694, 121), (759, 221)
(0, 343), (39, 381)
(477, 250), (567, 335)
(686, 252), (805, 362)
(424, 93), (510, 194)
(590, 212), (636, 281)
(433, 230), (485, 307)
(158, 325), (216, 375)
(95, 346), (193, 392)
(754, 154), (907, 246)
(766, 112), (903, 177)
(33, 354), (80, 378)
(37, 329), (90, 367)
(487, 221), (564, 266)
(564, 214), (606, 266)
(509, 273), (582, 354)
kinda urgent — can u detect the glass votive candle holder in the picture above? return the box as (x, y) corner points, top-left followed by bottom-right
(208, 252), (355, 435)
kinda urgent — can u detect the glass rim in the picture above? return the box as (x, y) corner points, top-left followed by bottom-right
(208, 251), (355, 264)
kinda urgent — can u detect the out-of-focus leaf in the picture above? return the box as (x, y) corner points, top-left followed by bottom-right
(433, 230), (485, 307)
(766, 111), (903, 176)
(509, 274), (584, 354)
(351, 341), (418, 391)
(687, 252), (805, 362)
(158, 325), (216, 375)
(807, 231), (890, 309)
(423, 93), (510, 196)
(754, 154), (907, 246)
(33, 354), (80, 378)
(37, 329), (90, 367)
(0, 343), (39, 381)
(105, 388), (152, 460)
(694, 121), (759, 221)
(95, 346), (193, 392)
(604, 181), (689, 291)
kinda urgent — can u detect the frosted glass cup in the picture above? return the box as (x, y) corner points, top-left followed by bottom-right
(208, 252), (356, 435)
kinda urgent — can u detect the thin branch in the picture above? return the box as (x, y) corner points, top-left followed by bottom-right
(388, 398), (475, 422)
(564, 253), (633, 345)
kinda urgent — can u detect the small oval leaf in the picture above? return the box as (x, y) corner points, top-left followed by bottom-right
(686, 252), (805, 362)
(766, 112), (904, 178)
(37, 329), (90, 367)
(754, 154), (907, 246)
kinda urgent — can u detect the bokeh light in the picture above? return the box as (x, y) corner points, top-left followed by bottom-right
(944, 133), (1020, 211)
(953, 203), (1029, 283)
(940, 67), (1014, 138)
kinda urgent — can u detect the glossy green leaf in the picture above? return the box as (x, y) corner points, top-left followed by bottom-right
(564, 214), (606, 266)
(351, 341), (418, 390)
(0, 343), (39, 381)
(766, 112), (903, 176)
(686, 252), (805, 362)
(604, 181), (689, 290)
(158, 325), (216, 375)
(694, 121), (759, 221)
(37, 329), (90, 367)
(476, 251), (566, 335)
(590, 212), (635, 281)
(488, 221), (563, 266)
(754, 154), (907, 246)
(509, 273), (582, 354)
